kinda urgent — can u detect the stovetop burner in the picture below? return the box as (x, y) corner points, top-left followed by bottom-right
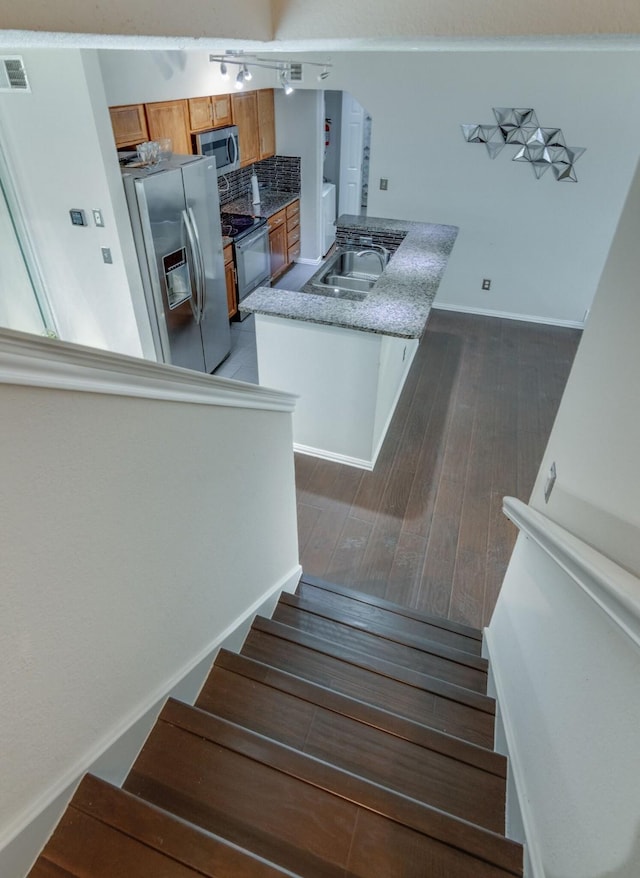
(221, 212), (266, 241)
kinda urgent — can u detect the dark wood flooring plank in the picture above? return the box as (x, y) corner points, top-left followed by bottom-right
(296, 311), (580, 624)
(296, 503), (323, 557)
(323, 515), (374, 587)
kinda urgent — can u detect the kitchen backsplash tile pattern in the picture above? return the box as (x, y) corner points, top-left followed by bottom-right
(219, 156), (301, 206)
(336, 225), (406, 256)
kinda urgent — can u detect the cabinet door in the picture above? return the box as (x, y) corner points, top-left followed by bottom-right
(109, 105), (148, 148)
(212, 94), (233, 128)
(188, 97), (213, 132)
(224, 245), (237, 318)
(269, 223), (288, 281)
(231, 92), (260, 167)
(257, 89), (276, 161)
(145, 100), (192, 155)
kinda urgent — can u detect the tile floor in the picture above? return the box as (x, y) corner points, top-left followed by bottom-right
(213, 261), (319, 384)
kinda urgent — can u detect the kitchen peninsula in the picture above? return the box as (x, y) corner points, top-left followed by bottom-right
(242, 215), (458, 470)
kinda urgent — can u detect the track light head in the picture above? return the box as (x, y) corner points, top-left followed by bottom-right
(220, 61), (228, 78)
(280, 70), (294, 95)
(242, 63), (252, 82)
(235, 69), (245, 90)
(318, 66), (330, 81)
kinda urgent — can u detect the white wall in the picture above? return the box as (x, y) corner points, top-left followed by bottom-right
(275, 88), (324, 261)
(486, 156), (640, 875)
(0, 362), (300, 875)
(318, 49), (640, 327)
(529, 153), (640, 575)
(98, 48), (278, 105)
(0, 49), (152, 357)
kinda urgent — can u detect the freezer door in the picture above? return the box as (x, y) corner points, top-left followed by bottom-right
(132, 170), (206, 372)
(181, 158), (231, 373)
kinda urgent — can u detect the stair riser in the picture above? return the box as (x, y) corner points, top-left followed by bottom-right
(198, 665), (506, 832)
(273, 602), (488, 692)
(241, 630), (495, 748)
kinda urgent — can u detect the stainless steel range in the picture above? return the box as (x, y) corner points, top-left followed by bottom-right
(221, 212), (271, 319)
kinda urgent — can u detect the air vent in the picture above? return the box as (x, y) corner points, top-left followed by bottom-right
(289, 62), (303, 83)
(0, 56), (30, 92)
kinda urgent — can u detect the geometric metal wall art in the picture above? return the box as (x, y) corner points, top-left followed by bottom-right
(461, 107), (586, 182)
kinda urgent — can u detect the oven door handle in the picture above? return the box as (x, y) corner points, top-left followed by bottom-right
(228, 132), (238, 167)
(182, 209), (203, 323)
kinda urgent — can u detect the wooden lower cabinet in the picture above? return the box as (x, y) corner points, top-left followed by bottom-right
(224, 244), (237, 318)
(268, 200), (300, 282)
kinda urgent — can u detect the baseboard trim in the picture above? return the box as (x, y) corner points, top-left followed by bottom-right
(293, 443), (374, 471)
(431, 302), (584, 329)
(293, 257), (323, 266)
(0, 564), (302, 873)
(484, 627), (544, 878)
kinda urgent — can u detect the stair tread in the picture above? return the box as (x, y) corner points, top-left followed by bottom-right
(28, 860), (76, 878)
(210, 650), (506, 776)
(241, 617), (495, 747)
(251, 616), (493, 712)
(299, 575), (483, 645)
(197, 655), (506, 832)
(275, 594), (488, 693)
(283, 591), (488, 668)
(125, 699), (521, 877)
(32, 774), (297, 878)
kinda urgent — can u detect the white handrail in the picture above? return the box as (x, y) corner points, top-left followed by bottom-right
(503, 496), (640, 650)
(0, 328), (297, 413)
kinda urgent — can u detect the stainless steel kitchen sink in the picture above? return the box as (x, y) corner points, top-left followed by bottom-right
(305, 247), (388, 300)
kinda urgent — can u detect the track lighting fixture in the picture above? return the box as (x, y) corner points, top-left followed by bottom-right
(209, 52), (331, 91)
(280, 70), (294, 95)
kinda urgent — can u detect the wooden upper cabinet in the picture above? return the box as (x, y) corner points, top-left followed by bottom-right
(212, 94), (233, 128)
(231, 92), (260, 167)
(189, 95), (234, 132)
(257, 89), (276, 161)
(145, 100), (192, 155)
(109, 105), (148, 148)
(188, 97), (213, 132)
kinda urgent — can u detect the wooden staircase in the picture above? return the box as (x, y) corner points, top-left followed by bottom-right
(29, 575), (523, 877)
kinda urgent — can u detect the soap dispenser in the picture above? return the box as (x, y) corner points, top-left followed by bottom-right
(251, 170), (261, 206)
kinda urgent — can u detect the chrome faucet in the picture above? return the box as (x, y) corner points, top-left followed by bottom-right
(356, 245), (389, 271)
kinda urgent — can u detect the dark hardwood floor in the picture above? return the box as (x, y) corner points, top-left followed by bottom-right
(295, 310), (581, 629)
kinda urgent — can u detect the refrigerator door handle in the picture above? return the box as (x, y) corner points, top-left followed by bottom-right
(188, 206), (207, 323)
(182, 208), (203, 323)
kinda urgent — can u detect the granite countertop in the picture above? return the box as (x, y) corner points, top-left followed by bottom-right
(241, 214), (459, 339)
(222, 190), (299, 220)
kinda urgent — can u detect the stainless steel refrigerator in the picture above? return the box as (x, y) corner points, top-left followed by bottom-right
(122, 155), (230, 373)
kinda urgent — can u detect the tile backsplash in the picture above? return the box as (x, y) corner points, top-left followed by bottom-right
(335, 225), (406, 256)
(219, 155), (301, 206)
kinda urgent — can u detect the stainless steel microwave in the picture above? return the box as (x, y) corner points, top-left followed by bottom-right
(192, 125), (240, 176)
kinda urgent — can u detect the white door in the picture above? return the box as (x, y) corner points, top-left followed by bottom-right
(338, 92), (365, 217)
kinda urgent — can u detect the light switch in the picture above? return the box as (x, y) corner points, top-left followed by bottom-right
(101, 247), (113, 264)
(69, 209), (87, 227)
(92, 209), (104, 227)
(379, 178), (388, 191)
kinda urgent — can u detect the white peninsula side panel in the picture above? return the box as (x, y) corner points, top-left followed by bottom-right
(255, 314), (418, 469)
